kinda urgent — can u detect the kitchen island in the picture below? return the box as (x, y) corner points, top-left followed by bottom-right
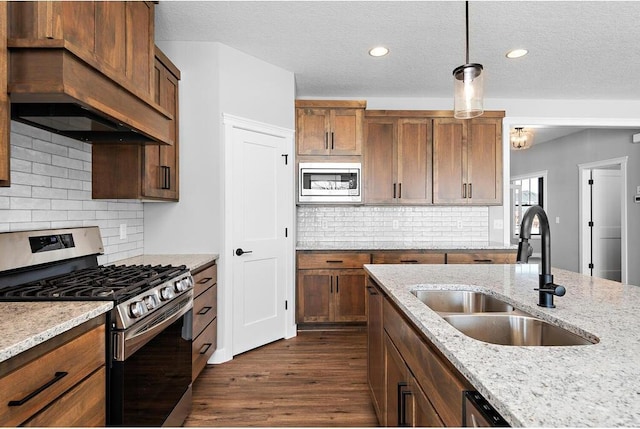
(364, 263), (640, 427)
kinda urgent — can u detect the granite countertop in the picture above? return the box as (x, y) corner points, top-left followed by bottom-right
(113, 254), (219, 272)
(0, 301), (113, 364)
(297, 240), (516, 251)
(364, 263), (640, 427)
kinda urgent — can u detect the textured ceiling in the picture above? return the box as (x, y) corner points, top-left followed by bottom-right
(155, 1), (640, 101)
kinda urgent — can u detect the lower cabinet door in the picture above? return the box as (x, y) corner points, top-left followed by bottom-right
(385, 334), (407, 427)
(24, 367), (106, 427)
(192, 318), (217, 381)
(334, 271), (367, 322)
(409, 373), (444, 427)
(296, 271), (333, 323)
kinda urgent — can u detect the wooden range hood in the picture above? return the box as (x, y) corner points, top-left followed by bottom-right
(6, 1), (173, 146)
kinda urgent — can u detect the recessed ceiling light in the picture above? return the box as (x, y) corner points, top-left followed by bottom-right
(369, 46), (389, 57)
(506, 49), (528, 59)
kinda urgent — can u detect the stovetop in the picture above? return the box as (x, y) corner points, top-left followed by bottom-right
(0, 264), (189, 303)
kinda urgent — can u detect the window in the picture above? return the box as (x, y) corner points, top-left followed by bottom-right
(511, 173), (545, 238)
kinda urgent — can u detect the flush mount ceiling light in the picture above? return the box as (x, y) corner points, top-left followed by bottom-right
(369, 46), (389, 57)
(510, 127), (534, 150)
(453, 1), (484, 119)
(506, 49), (528, 59)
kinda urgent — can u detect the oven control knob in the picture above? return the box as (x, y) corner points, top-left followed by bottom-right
(175, 278), (189, 293)
(129, 301), (147, 318)
(144, 294), (159, 310)
(160, 286), (175, 301)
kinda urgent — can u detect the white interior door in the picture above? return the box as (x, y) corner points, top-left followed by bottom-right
(591, 168), (622, 281)
(231, 126), (289, 355)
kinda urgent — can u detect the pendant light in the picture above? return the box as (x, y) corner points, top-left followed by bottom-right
(453, 1), (484, 119)
(510, 127), (534, 150)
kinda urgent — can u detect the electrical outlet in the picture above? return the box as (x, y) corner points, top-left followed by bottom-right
(119, 224), (127, 240)
(493, 219), (504, 230)
(392, 220), (399, 230)
(322, 220), (328, 230)
(456, 220), (463, 230)
(636, 185), (640, 195)
(555, 217), (560, 224)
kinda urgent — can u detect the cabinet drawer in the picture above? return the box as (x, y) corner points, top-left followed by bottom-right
(193, 263), (216, 298)
(23, 367), (106, 427)
(192, 318), (217, 381)
(446, 252), (516, 264)
(297, 252), (370, 269)
(193, 284), (217, 337)
(371, 252), (445, 264)
(384, 300), (469, 427)
(0, 325), (105, 427)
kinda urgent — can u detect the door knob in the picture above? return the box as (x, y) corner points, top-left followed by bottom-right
(235, 248), (253, 256)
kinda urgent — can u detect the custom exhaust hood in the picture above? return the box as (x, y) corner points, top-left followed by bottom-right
(8, 46), (173, 146)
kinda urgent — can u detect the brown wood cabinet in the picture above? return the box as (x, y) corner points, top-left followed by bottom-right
(0, 317), (106, 427)
(372, 251), (445, 264)
(0, 1), (9, 187)
(446, 250), (517, 264)
(364, 116), (432, 204)
(433, 117), (503, 205)
(366, 279), (385, 424)
(295, 100), (365, 156)
(384, 334), (444, 427)
(92, 46), (180, 201)
(381, 292), (472, 427)
(192, 261), (217, 381)
(296, 251), (369, 325)
(8, 1), (155, 103)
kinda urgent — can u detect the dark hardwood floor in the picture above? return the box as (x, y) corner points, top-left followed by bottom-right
(185, 329), (379, 427)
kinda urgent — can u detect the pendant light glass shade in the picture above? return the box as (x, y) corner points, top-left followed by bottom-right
(453, 63), (484, 119)
(510, 127), (534, 150)
(453, 2), (484, 119)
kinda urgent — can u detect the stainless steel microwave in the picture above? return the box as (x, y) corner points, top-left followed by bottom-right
(298, 162), (361, 203)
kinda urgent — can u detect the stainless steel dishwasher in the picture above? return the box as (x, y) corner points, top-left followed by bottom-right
(463, 391), (509, 427)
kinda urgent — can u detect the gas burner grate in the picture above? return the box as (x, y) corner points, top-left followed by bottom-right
(0, 264), (188, 302)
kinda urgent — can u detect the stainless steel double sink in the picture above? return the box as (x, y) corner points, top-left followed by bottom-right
(411, 290), (596, 346)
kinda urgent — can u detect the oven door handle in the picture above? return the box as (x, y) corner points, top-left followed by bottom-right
(114, 295), (193, 361)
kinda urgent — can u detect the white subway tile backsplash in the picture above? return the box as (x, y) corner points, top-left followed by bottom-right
(3, 122), (144, 260)
(297, 205), (489, 243)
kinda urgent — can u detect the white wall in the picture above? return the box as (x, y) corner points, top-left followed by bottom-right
(144, 41), (295, 363)
(511, 128), (640, 286)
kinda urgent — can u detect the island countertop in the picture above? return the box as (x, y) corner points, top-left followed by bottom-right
(0, 301), (113, 364)
(363, 263), (640, 427)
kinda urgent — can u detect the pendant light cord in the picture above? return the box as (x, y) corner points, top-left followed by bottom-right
(465, 1), (470, 65)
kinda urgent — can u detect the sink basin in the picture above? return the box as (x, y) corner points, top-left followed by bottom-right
(411, 290), (515, 313)
(442, 314), (596, 346)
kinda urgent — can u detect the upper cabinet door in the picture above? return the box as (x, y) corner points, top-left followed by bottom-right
(397, 118), (431, 204)
(364, 118), (396, 204)
(330, 109), (363, 155)
(296, 108), (330, 155)
(466, 119), (502, 204)
(433, 118), (467, 204)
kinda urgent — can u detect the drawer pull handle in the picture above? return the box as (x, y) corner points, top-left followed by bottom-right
(198, 306), (212, 315)
(326, 260), (343, 264)
(400, 259), (419, 263)
(197, 277), (213, 284)
(366, 286), (379, 296)
(199, 343), (212, 355)
(8, 371), (68, 407)
(474, 259), (493, 263)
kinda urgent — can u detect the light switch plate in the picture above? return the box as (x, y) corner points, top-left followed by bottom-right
(119, 224), (127, 240)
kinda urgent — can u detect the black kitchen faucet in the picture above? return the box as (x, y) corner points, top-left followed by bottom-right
(516, 205), (566, 308)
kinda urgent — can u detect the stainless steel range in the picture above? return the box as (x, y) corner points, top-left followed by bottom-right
(0, 227), (194, 426)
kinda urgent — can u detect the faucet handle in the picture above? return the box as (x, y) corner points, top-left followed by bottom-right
(535, 283), (566, 297)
